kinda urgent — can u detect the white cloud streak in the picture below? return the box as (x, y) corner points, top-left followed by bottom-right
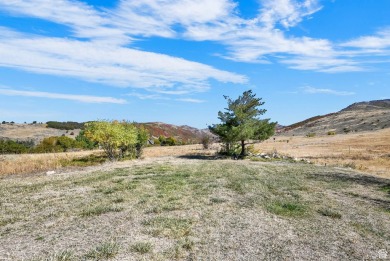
(0, 30), (246, 94)
(302, 86), (355, 96)
(0, 88), (127, 104)
(176, 98), (206, 103)
(342, 28), (390, 50)
(0, 0), (388, 90)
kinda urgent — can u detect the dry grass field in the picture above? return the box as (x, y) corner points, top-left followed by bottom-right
(0, 129), (389, 260)
(1, 129), (389, 178)
(0, 158), (389, 260)
(257, 129), (390, 178)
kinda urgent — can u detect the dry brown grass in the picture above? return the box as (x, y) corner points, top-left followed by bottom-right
(1, 129), (389, 178)
(1, 158), (389, 260)
(256, 128), (390, 178)
(0, 151), (97, 176)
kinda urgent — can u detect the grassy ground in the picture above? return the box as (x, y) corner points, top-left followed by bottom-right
(259, 128), (390, 178)
(0, 157), (389, 260)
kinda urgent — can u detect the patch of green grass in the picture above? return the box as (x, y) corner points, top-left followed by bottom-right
(317, 208), (342, 219)
(80, 205), (123, 217)
(142, 216), (193, 238)
(61, 154), (106, 168)
(164, 238), (195, 259)
(266, 200), (307, 217)
(112, 197), (124, 203)
(52, 250), (74, 261)
(95, 187), (118, 195)
(210, 197), (227, 204)
(351, 222), (388, 239)
(35, 236), (44, 241)
(130, 241), (153, 254)
(85, 240), (120, 259)
(225, 180), (246, 194)
(380, 184), (390, 194)
(161, 202), (183, 212)
(28, 250), (75, 261)
(0, 217), (18, 226)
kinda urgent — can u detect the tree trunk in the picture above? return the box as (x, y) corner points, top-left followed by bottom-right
(240, 140), (245, 156)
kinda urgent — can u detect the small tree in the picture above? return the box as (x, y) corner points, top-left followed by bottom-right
(209, 90), (276, 156)
(84, 120), (137, 161)
(135, 126), (149, 158)
(201, 134), (212, 150)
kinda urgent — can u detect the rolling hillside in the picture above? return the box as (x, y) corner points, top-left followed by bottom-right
(280, 99), (390, 136)
(0, 122), (209, 145)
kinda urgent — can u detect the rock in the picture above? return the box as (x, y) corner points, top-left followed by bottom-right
(46, 170), (56, 175)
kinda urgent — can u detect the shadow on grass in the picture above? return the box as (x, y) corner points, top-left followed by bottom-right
(177, 154), (223, 160)
(308, 171), (390, 188)
(308, 171), (390, 210)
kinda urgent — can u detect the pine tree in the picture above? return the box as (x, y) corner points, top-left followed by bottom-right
(209, 90), (276, 156)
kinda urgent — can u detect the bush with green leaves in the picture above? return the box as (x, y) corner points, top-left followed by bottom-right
(84, 121), (148, 161)
(46, 121), (84, 130)
(0, 139), (31, 154)
(76, 130), (98, 150)
(201, 134), (212, 149)
(34, 136), (79, 153)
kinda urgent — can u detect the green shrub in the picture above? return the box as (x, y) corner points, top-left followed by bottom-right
(33, 136), (78, 153)
(46, 121), (84, 130)
(306, 132), (316, 138)
(343, 128), (351, 134)
(153, 138), (161, 146)
(0, 139), (31, 154)
(75, 131), (98, 150)
(327, 131), (336, 135)
(201, 135), (211, 149)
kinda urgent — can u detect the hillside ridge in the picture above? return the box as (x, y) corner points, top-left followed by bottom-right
(281, 99), (390, 135)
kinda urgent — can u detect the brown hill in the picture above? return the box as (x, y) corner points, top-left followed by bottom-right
(139, 122), (209, 143)
(0, 123), (81, 145)
(0, 122), (209, 145)
(280, 99), (390, 136)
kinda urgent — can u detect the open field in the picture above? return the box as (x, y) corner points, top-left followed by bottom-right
(0, 157), (389, 260)
(260, 128), (390, 178)
(1, 128), (389, 179)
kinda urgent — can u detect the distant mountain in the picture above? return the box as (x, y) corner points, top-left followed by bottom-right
(138, 122), (210, 143)
(280, 99), (390, 135)
(341, 99), (390, 111)
(0, 122), (210, 145)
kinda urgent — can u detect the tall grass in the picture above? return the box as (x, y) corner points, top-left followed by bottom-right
(0, 151), (100, 175)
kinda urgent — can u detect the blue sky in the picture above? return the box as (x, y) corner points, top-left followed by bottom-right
(0, 0), (389, 128)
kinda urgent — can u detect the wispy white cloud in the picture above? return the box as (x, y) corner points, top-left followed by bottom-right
(341, 28), (390, 50)
(176, 98), (206, 103)
(0, 30), (246, 94)
(258, 0), (321, 29)
(0, 0), (130, 44)
(0, 0), (388, 87)
(301, 86), (355, 96)
(127, 92), (205, 103)
(126, 92), (168, 100)
(0, 88), (127, 104)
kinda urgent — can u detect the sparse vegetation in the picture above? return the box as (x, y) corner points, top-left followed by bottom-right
(306, 132), (316, 137)
(1, 158), (389, 260)
(130, 242), (153, 254)
(317, 208), (342, 219)
(201, 134), (212, 149)
(84, 240), (120, 259)
(46, 121), (84, 130)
